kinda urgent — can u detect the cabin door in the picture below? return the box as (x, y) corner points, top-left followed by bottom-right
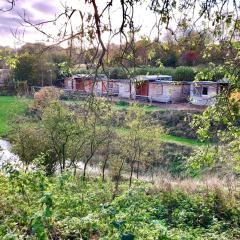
(136, 82), (149, 96)
(86, 80), (94, 92)
(76, 80), (84, 90)
(102, 81), (107, 94)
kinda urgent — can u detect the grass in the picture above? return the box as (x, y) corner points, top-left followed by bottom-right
(116, 127), (204, 147)
(160, 134), (206, 147)
(114, 101), (160, 112)
(0, 96), (29, 137)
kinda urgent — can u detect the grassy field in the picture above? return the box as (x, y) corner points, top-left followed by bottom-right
(160, 134), (205, 147)
(116, 127), (204, 147)
(0, 96), (29, 136)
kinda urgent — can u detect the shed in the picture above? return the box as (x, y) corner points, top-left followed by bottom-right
(64, 74), (107, 93)
(134, 75), (190, 103)
(118, 79), (136, 99)
(190, 80), (229, 106)
(96, 79), (119, 96)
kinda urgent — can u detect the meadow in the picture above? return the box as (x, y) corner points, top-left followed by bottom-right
(0, 96), (29, 137)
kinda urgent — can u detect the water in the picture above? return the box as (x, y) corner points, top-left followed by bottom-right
(0, 139), (152, 181)
(0, 139), (20, 168)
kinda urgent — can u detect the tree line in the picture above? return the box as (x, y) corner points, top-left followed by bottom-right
(0, 26), (234, 88)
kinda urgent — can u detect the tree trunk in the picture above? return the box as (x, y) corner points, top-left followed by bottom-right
(83, 161), (88, 180)
(73, 163), (77, 176)
(113, 159), (124, 199)
(62, 144), (66, 170)
(129, 161), (134, 188)
(102, 157), (108, 182)
(83, 154), (94, 181)
(102, 159), (107, 182)
(136, 161), (140, 179)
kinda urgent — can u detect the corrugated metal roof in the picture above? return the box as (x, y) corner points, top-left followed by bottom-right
(73, 74), (107, 80)
(136, 75), (173, 81)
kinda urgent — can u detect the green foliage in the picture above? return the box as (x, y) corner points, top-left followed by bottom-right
(150, 110), (200, 139)
(57, 62), (72, 78)
(158, 142), (193, 177)
(14, 53), (38, 86)
(1, 172), (239, 239)
(78, 66), (201, 81)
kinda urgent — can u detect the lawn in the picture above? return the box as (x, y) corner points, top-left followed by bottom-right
(0, 96), (29, 136)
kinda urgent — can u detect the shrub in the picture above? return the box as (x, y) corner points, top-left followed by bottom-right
(173, 66), (196, 81)
(116, 100), (130, 107)
(31, 86), (60, 116)
(150, 110), (200, 139)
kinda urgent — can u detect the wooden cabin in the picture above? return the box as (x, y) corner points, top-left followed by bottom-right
(134, 75), (190, 103)
(64, 74), (120, 96)
(190, 80), (229, 106)
(94, 79), (119, 96)
(64, 74), (107, 94)
(118, 79), (136, 99)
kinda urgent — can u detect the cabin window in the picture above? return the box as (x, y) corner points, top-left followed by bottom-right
(202, 86), (208, 95)
(193, 86), (202, 96)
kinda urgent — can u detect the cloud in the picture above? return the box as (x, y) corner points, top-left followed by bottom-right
(32, 2), (58, 14)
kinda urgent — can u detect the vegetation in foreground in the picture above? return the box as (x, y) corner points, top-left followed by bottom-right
(0, 84), (239, 239)
(0, 170), (239, 240)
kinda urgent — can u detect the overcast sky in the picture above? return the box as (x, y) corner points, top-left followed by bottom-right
(0, 0), (168, 48)
(0, 0), (63, 47)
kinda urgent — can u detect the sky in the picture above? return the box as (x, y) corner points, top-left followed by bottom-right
(0, 0), (167, 48)
(0, 0), (63, 47)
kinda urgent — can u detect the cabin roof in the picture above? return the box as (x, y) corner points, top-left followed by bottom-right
(72, 74), (107, 80)
(136, 75), (173, 81)
(191, 79), (229, 85)
(151, 80), (191, 84)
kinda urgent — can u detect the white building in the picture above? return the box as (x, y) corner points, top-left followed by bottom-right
(190, 80), (229, 106)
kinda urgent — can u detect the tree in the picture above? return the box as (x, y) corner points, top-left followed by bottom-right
(42, 101), (80, 172)
(79, 97), (114, 180)
(14, 53), (38, 86)
(122, 104), (163, 187)
(182, 50), (198, 66)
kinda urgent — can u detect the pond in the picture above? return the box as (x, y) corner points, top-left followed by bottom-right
(0, 139), (20, 168)
(0, 139), (153, 181)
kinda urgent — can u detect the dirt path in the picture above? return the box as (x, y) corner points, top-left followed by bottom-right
(104, 96), (206, 111)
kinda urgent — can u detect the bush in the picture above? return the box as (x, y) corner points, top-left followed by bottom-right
(31, 87), (60, 116)
(116, 100), (130, 107)
(173, 66), (196, 81)
(73, 65), (226, 82)
(1, 172), (239, 239)
(158, 142), (194, 177)
(75, 66), (199, 81)
(150, 110), (200, 139)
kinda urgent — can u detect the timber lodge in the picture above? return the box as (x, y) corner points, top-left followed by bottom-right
(64, 74), (229, 106)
